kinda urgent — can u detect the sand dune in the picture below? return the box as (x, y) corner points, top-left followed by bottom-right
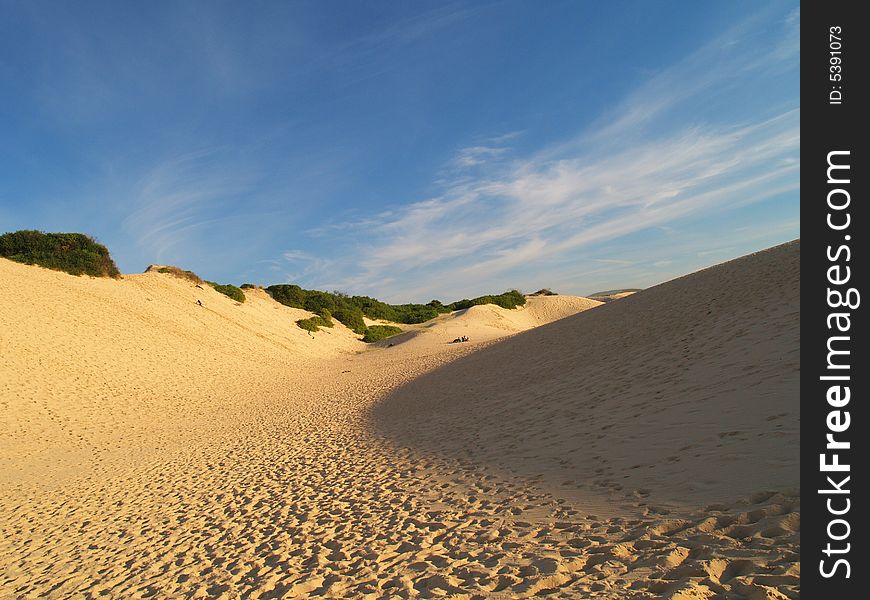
(374, 241), (800, 509)
(367, 295), (602, 351)
(0, 263), (362, 487)
(374, 240), (800, 597)
(0, 243), (799, 599)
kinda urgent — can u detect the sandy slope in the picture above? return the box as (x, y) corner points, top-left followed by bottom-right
(0, 243), (799, 599)
(0, 264), (361, 489)
(375, 242), (800, 509)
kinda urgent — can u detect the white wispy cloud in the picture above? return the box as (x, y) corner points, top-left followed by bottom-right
(309, 108), (797, 301)
(121, 148), (261, 262)
(277, 250), (337, 283)
(297, 9), (799, 302)
(446, 132), (523, 170)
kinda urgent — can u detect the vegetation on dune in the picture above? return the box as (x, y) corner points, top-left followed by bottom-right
(332, 307), (367, 335)
(362, 325), (403, 343)
(316, 308), (334, 327)
(0, 230), (120, 277)
(295, 317), (320, 332)
(267, 284), (528, 332)
(295, 309), (334, 333)
(447, 290), (526, 311)
(154, 268), (246, 306)
(266, 285), (403, 333)
(350, 295), (441, 324)
(155, 265), (204, 284)
(426, 299), (450, 312)
(303, 290), (338, 314)
(1, 230), (530, 333)
(212, 283), (246, 303)
(267, 284), (306, 308)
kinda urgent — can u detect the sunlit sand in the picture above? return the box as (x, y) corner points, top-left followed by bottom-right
(0, 241), (799, 599)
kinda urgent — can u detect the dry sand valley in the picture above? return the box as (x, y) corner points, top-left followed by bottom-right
(0, 242), (799, 599)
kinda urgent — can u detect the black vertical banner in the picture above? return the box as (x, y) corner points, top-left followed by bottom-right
(802, 2), (868, 596)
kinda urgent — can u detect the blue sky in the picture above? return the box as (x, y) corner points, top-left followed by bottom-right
(0, 1), (799, 302)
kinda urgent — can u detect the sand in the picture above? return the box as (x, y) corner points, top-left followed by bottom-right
(364, 295), (603, 352)
(0, 242), (799, 599)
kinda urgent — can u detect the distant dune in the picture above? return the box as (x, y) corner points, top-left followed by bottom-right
(0, 242), (799, 599)
(368, 294), (602, 350)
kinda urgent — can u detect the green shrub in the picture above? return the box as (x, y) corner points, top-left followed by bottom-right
(332, 307), (367, 334)
(347, 295), (392, 320)
(0, 230), (120, 277)
(296, 317), (321, 332)
(362, 325), (403, 343)
(448, 290), (526, 311)
(295, 313), (332, 333)
(391, 303), (440, 323)
(267, 284), (306, 308)
(303, 290), (337, 314)
(212, 283), (245, 303)
(240, 283), (257, 289)
(317, 308), (334, 327)
(427, 299), (452, 313)
(347, 295), (439, 324)
(265, 282), (524, 328)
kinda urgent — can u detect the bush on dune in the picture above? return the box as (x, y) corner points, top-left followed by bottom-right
(0, 230), (120, 277)
(346, 295), (394, 321)
(362, 325), (403, 343)
(267, 284), (306, 308)
(427, 299), (452, 314)
(296, 309), (334, 333)
(332, 307), (367, 335)
(345, 295), (439, 324)
(448, 290), (526, 311)
(316, 308), (334, 327)
(303, 290), (337, 314)
(296, 317), (321, 332)
(268, 282), (527, 329)
(390, 303), (440, 324)
(212, 283), (246, 303)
